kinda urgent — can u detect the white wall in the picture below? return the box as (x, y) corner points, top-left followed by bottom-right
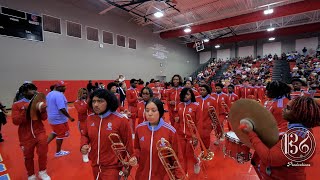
(0, 0), (198, 106)
(199, 51), (211, 64)
(217, 49), (230, 61)
(263, 42), (281, 56)
(238, 46), (254, 58)
(295, 37), (318, 55)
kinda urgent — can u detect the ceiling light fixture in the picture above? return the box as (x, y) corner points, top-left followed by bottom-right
(264, 8), (274, 15)
(267, 27), (275, 31)
(184, 27), (191, 33)
(269, 37), (275, 41)
(154, 11), (164, 18)
(215, 45), (220, 48)
(203, 38), (210, 42)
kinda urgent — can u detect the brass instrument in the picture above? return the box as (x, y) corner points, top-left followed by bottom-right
(108, 133), (131, 179)
(156, 138), (187, 180)
(208, 106), (224, 140)
(185, 114), (214, 161)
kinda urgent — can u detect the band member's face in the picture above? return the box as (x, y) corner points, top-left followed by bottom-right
(145, 102), (160, 125)
(199, 87), (208, 97)
(184, 91), (191, 102)
(173, 76), (180, 87)
(257, 80), (262, 85)
(142, 89), (151, 102)
(292, 81), (302, 90)
(92, 96), (107, 115)
(200, 80), (206, 85)
(24, 89), (36, 100)
(81, 91), (88, 99)
(251, 80), (256, 86)
(185, 81), (192, 89)
(131, 82), (137, 88)
(216, 87), (222, 93)
(282, 100), (294, 121)
(155, 82), (160, 87)
(243, 81), (249, 86)
(110, 86), (117, 93)
(228, 87), (234, 93)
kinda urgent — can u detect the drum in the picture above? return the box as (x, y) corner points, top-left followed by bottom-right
(223, 131), (251, 163)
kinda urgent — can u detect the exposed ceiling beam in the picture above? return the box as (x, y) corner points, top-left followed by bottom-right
(161, 0), (320, 39)
(98, 6), (115, 15)
(186, 22), (320, 48)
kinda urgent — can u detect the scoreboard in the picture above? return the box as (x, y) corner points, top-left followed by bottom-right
(0, 6), (43, 41)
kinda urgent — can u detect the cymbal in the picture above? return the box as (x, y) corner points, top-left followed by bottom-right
(28, 93), (46, 121)
(228, 99), (279, 148)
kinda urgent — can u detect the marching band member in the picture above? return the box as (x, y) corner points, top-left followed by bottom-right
(74, 88), (90, 163)
(264, 81), (291, 132)
(137, 87), (153, 124)
(80, 89), (133, 180)
(107, 82), (125, 112)
(130, 98), (184, 180)
(175, 88), (202, 178)
(227, 84), (239, 105)
(184, 80), (200, 96)
(167, 75), (183, 127)
(211, 83), (230, 131)
(12, 83), (51, 180)
(196, 84), (218, 147)
(239, 79), (254, 99)
(151, 80), (163, 100)
(127, 79), (142, 133)
(240, 96), (320, 180)
(254, 79), (266, 104)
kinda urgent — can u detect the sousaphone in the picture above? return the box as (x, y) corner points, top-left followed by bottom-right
(27, 92), (46, 121)
(228, 99), (279, 148)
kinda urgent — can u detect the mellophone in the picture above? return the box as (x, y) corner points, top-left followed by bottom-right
(224, 99), (279, 163)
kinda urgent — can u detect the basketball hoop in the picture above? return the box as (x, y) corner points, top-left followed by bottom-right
(195, 41), (204, 52)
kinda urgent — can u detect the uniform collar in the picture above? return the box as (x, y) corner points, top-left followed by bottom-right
(201, 94), (210, 100)
(184, 100), (192, 105)
(147, 118), (164, 131)
(99, 110), (112, 118)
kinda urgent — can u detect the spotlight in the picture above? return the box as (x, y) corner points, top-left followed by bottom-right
(203, 38), (209, 42)
(264, 9), (274, 15)
(269, 37), (275, 41)
(184, 27), (191, 33)
(267, 27), (275, 32)
(215, 45), (220, 48)
(154, 11), (164, 18)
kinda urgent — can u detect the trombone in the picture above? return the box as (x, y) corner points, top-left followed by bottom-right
(157, 138), (187, 180)
(208, 106), (224, 140)
(108, 133), (132, 180)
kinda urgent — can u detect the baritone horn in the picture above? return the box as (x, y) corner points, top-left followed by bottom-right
(157, 138), (187, 180)
(186, 114), (214, 161)
(208, 106), (223, 140)
(108, 133), (132, 179)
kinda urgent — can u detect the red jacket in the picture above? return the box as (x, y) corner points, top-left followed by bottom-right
(74, 99), (89, 122)
(254, 86), (266, 101)
(127, 87), (139, 107)
(176, 101), (202, 137)
(167, 87), (183, 111)
(12, 98), (47, 142)
(80, 111), (133, 168)
(264, 97), (289, 132)
(196, 95), (218, 136)
(137, 101), (146, 124)
(239, 86), (254, 99)
(134, 118), (184, 180)
(290, 90), (311, 100)
(211, 92), (230, 115)
(228, 93), (239, 106)
(234, 85), (242, 96)
(151, 87), (163, 100)
(248, 126), (311, 179)
(192, 88), (200, 96)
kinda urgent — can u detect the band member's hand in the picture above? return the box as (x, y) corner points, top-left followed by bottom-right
(129, 156), (138, 166)
(123, 109), (132, 118)
(81, 145), (90, 154)
(138, 97), (143, 101)
(239, 119), (253, 134)
(69, 117), (75, 122)
(174, 117), (179, 122)
(169, 101), (175, 105)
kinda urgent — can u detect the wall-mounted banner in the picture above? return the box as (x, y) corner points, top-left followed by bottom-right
(151, 44), (168, 60)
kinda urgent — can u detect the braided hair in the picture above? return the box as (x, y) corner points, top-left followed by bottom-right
(288, 96), (320, 128)
(266, 81), (291, 99)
